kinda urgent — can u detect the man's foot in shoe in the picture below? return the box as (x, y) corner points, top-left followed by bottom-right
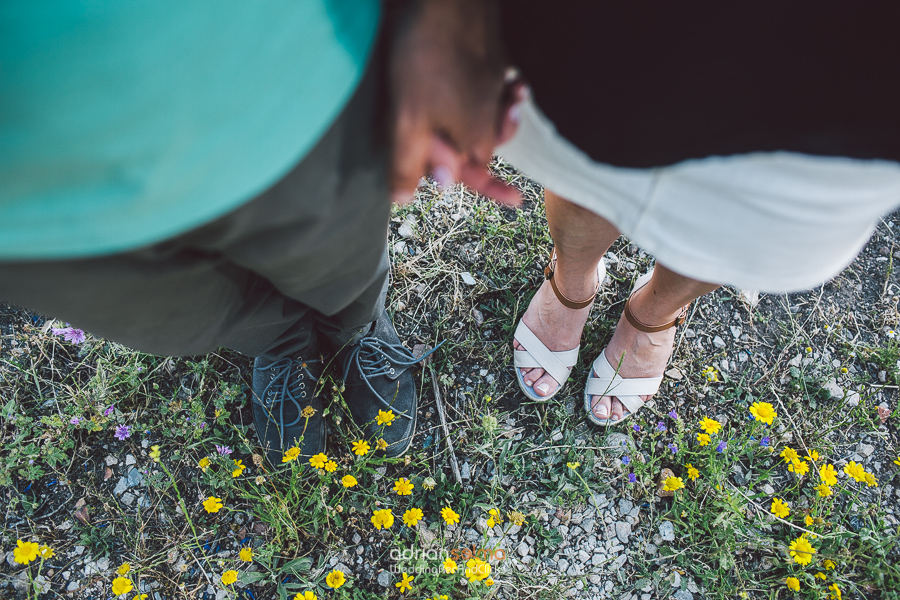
(251, 354), (326, 466)
(341, 308), (437, 458)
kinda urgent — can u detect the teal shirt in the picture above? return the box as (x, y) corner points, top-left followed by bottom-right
(0, 0), (380, 259)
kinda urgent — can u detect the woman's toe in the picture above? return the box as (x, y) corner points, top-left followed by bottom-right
(609, 398), (626, 421)
(590, 395), (612, 420)
(532, 372), (559, 397)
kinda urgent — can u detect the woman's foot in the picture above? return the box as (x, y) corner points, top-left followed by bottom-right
(513, 275), (595, 398)
(586, 284), (678, 422)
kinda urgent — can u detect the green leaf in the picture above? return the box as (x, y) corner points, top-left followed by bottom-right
(281, 557), (312, 576)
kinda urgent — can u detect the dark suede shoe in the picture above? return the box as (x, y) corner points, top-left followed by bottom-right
(340, 308), (439, 458)
(251, 355), (325, 466)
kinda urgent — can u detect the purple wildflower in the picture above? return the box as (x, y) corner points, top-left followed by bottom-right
(668, 410), (678, 420)
(114, 424), (131, 441)
(621, 455), (631, 465)
(216, 445), (233, 456)
(656, 421), (667, 432)
(104, 405), (115, 417)
(632, 424), (641, 432)
(668, 443), (679, 454)
(760, 436), (771, 448)
(52, 326), (86, 344)
(70, 417), (81, 425)
(628, 473), (637, 483)
(716, 441), (727, 453)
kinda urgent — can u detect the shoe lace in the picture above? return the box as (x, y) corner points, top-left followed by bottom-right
(342, 337), (443, 419)
(256, 357), (320, 429)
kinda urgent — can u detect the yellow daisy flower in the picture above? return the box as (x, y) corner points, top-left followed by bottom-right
(443, 558), (458, 573)
(780, 447), (799, 464)
(232, 459), (246, 478)
(819, 463), (838, 486)
(566, 461), (580, 469)
(770, 498), (790, 519)
(282, 447), (301, 463)
(815, 572), (827, 580)
(804, 515), (814, 527)
(13, 540), (39, 565)
(309, 453), (328, 469)
(829, 583), (841, 600)
(699, 417), (721, 435)
(324, 460), (338, 473)
(696, 433), (711, 446)
(376, 410), (395, 427)
(221, 570), (238, 586)
(352, 440), (370, 456)
(465, 557), (491, 582)
(149, 445), (161, 462)
(402, 508), (423, 527)
(38, 545), (54, 559)
(686, 464), (700, 480)
(843, 461), (866, 483)
(376, 438), (388, 451)
(788, 536), (816, 565)
(198, 457), (211, 472)
(806, 449), (820, 462)
(203, 496), (223, 513)
(441, 506), (460, 525)
(239, 547), (253, 562)
(371, 508), (395, 530)
(785, 577), (800, 592)
(117, 562), (131, 575)
(325, 569), (346, 589)
(293, 592), (317, 600)
(788, 459), (809, 476)
(816, 484), (833, 497)
(395, 572), (414, 593)
(341, 474), (358, 488)
(111, 577), (133, 596)
(663, 476), (685, 492)
(749, 401), (777, 425)
(863, 471), (878, 487)
(823, 559), (836, 570)
(393, 477), (414, 495)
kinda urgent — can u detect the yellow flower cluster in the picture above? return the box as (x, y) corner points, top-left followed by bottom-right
(663, 476), (685, 492)
(770, 498), (790, 519)
(844, 461), (877, 487)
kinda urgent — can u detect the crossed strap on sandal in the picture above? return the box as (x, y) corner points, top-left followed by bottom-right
(584, 269), (689, 426)
(514, 248), (605, 401)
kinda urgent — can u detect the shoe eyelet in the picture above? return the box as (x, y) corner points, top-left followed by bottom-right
(300, 392), (306, 398)
(389, 368), (395, 374)
(299, 382), (305, 389)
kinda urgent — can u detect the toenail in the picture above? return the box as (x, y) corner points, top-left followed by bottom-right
(597, 405), (608, 417)
(536, 383), (550, 394)
(612, 415), (619, 421)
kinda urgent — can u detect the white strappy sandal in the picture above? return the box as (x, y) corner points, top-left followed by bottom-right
(514, 249), (605, 402)
(584, 269), (689, 425)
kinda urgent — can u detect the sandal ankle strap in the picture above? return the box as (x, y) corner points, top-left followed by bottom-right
(544, 248), (600, 310)
(624, 292), (690, 333)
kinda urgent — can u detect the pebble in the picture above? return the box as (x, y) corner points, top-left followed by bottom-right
(713, 336), (726, 349)
(847, 391), (861, 407)
(615, 521), (632, 544)
(658, 521), (675, 542)
(377, 571), (392, 587)
(618, 499), (634, 516)
(125, 454), (136, 466)
(460, 461), (471, 481)
(460, 272), (476, 286)
(673, 591), (694, 600)
(517, 541), (530, 557)
(822, 380), (843, 400)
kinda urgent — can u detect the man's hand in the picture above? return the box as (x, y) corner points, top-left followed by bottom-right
(389, 0), (525, 206)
